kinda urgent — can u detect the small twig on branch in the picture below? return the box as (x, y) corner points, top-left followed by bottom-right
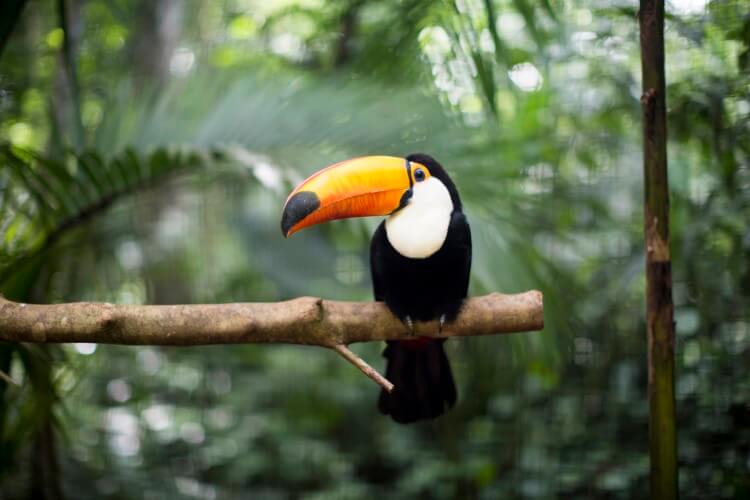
(332, 344), (394, 393)
(0, 369), (19, 386)
(0, 291), (543, 389)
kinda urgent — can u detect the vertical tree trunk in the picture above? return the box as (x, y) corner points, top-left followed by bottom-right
(130, 0), (183, 86)
(30, 417), (65, 500)
(639, 1), (677, 498)
(0, 0), (29, 57)
(51, 0), (84, 152)
(333, 1), (362, 68)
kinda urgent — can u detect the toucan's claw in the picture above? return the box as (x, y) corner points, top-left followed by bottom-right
(439, 314), (447, 334)
(404, 316), (415, 336)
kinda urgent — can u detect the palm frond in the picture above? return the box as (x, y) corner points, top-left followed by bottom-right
(0, 144), (213, 290)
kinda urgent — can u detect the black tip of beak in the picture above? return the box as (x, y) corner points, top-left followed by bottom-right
(281, 191), (320, 237)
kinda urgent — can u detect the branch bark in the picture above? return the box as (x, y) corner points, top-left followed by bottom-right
(332, 344), (394, 393)
(0, 291), (542, 346)
(0, 291), (542, 391)
(639, 1), (677, 498)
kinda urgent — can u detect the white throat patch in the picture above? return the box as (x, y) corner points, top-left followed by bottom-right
(385, 177), (453, 259)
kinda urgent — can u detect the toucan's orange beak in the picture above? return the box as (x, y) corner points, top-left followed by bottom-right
(281, 156), (422, 237)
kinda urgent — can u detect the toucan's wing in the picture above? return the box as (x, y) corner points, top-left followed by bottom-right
(370, 221), (387, 301)
(451, 211), (472, 298)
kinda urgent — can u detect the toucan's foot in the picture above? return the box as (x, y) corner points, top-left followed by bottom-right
(403, 316), (415, 336)
(439, 314), (447, 334)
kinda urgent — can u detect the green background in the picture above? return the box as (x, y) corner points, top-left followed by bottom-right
(1, 0), (748, 498)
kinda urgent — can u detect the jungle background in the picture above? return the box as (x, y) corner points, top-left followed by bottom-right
(1, 0), (748, 498)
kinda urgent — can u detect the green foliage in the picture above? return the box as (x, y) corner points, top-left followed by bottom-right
(0, 144), (214, 295)
(1, 0), (749, 498)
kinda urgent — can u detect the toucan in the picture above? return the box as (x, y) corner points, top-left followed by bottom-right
(281, 154), (471, 423)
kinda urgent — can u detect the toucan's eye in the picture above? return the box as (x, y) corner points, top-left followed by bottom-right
(414, 168), (426, 182)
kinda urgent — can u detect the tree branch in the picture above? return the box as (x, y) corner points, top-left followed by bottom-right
(0, 368), (19, 386)
(0, 291), (543, 389)
(332, 344), (394, 393)
(0, 291), (542, 345)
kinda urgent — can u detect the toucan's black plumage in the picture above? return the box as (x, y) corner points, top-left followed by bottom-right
(372, 153), (471, 424)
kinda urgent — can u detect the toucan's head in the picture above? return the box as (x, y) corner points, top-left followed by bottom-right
(280, 154), (461, 240)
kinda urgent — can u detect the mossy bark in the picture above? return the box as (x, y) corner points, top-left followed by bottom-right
(639, 1), (678, 498)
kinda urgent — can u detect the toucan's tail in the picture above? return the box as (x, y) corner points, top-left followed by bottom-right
(378, 339), (457, 424)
